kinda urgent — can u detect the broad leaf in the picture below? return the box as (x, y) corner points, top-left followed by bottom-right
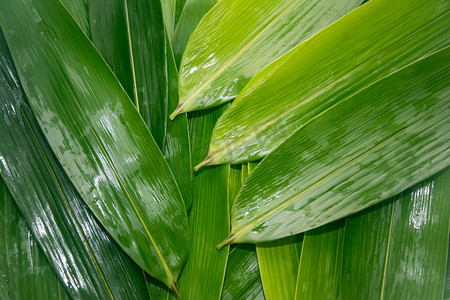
(204, 0), (450, 166)
(175, 106), (230, 299)
(219, 47), (450, 244)
(340, 169), (450, 299)
(173, 0), (362, 118)
(172, 0), (218, 66)
(0, 31), (150, 299)
(0, 0), (188, 289)
(0, 179), (70, 300)
(222, 244), (262, 300)
(294, 221), (345, 300)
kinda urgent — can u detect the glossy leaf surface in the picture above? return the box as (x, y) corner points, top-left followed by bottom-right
(0, 30), (150, 299)
(257, 235), (302, 300)
(206, 0), (450, 165)
(172, 0), (218, 65)
(222, 47), (450, 243)
(175, 106), (230, 299)
(222, 244), (262, 300)
(0, 179), (70, 300)
(0, 0), (188, 289)
(295, 221), (345, 300)
(340, 169), (450, 299)
(173, 0), (362, 117)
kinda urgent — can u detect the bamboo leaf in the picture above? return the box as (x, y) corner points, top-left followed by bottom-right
(175, 106), (230, 299)
(340, 169), (450, 299)
(172, 0), (363, 118)
(0, 30), (151, 299)
(294, 221), (345, 300)
(219, 47), (450, 244)
(172, 0), (218, 66)
(257, 235), (303, 300)
(0, 179), (70, 300)
(204, 0), (450, 166)
(0, 0), (188, 289)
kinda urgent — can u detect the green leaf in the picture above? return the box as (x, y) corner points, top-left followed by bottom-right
(160, 0), (175, 38)
(172, 0), (218, 66)
(340, 169), (450, 299)
(445, 236), (450, 299)
(175, 106), (230, 299)
(294, 221), (345, 300)
(257, 235), (303, 300)
(0, 0), (188, 290)
(0, 179), (70, 300)
(218, 47), (450, 244)
(0, 30), (150, 299)
(204, 0), (450, 166)
(59, 0), (90, 36)
(173, 0), (362, 118)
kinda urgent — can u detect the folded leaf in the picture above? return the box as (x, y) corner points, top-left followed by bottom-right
(0, 0), (188, 289)
(204, 0), (450, 166)
(172, 0), (218, 65)
(173, 0), (362, 118)
(0, 30), (150, 299)
(175, 107), (230, 299)
(218, 47), (450, 244)
(0, 179), (70, 300)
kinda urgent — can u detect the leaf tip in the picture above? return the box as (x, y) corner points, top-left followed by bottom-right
(194, 156), (212, 171)
(169, 104), (184, 120)
(170, 279), (181, 298)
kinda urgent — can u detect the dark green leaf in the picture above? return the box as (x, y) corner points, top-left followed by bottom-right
(0, 179), (70, 300)
(173, 0), (362, 117)
(205, 0), (450, 165)
(0, 0), (188, 289)
(0, 30), (150, 299)
(220, 47), (450, 244)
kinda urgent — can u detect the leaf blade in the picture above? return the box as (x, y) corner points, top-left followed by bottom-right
(226, 47), (450, 243)
(0, 0), (188, 288)
(174, 0), (362, 117)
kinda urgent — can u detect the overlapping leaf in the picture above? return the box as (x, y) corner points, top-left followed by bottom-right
(0, 179), (70, 300)
(204, 0), (450, 166)
(0, 0), (188, 289)
(173, 0), (362, 118)
(220, 47), (450, 244)
(0, 30), (150, 299)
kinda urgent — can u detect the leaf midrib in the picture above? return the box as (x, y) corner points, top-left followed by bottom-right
(178, 0), (298, 111)
(46, 47), (175, 284)
(231, 102), (449, 241)
(208, 12), (448, 162)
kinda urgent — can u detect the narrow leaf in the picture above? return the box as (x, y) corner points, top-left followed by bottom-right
(172, 0), (218, 66)
(59, 0), (90, 36)
(175, 106), (230, 299)
(221, 244), (262, 300)
(221, 47), (450, 244)
(257, 235), (303, 300)
(340, 169), (450, 299)
(160, 0), (175, 38)
(205, 0), (450, 166)
(0, 0), (188, 289)
(294, 221), (345, 300)
(0, 31), (150, 299)
(173, 0), (362, 117)
(0, 179), (70, 300)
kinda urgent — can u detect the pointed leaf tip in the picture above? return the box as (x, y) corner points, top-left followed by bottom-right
(169, 104), (184, 120)
(194, 157), (212, 171)
(217, 234), (235, 250)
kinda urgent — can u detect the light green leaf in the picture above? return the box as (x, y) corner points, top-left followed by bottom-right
(160, 0), (175, 38)
(219, 47), (450, 244)
(294, 221), (345, 300)
(0, 179), (70, 300)
(175, 107), (230, 299)
(172, 0), (218, 66)
(0, 30), (150, 299)
(0, 0), (188, 290)
(204, 0), (450, 166)
(340, 169), (450, 299)
(173, 0), (362, 118)
(221, 244), (262, 300)
(257, 235), (303, 300)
